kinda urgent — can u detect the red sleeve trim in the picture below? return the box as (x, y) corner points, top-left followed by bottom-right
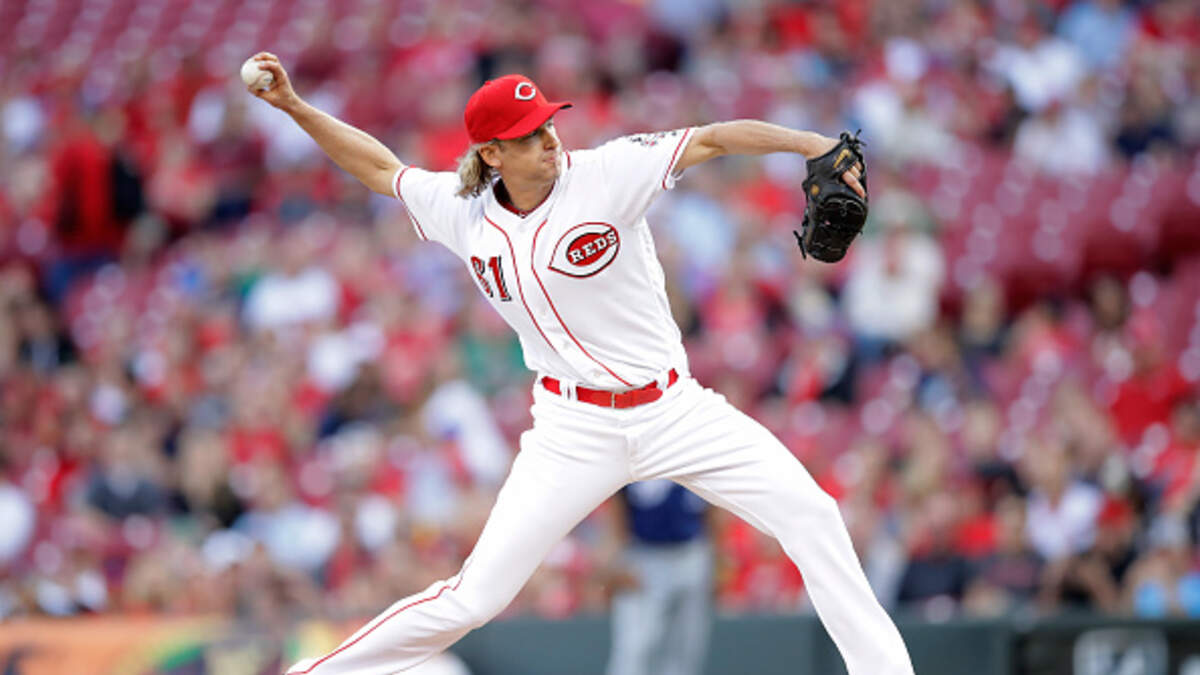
(661, 128), (694, 191)
(391, 166), (406, 200)
(393, 167), (429, 241)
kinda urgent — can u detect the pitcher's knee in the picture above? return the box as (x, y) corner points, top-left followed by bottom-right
(783, 489), (842, 525)
(456, 590), (510, 628)
(765, 490), (844, 547)
(812, 492), (843, 520)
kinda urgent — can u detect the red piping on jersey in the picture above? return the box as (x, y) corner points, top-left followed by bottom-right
(394, 167), (429, 240)
(285, 563), (471, 674)
(483, 216), (557, 352)
(531, 219), (634, 387)
(565, 151), (572, 169)
(662, 128), (693, 191)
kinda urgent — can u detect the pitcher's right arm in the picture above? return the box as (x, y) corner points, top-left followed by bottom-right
(245, 52), (402, 196)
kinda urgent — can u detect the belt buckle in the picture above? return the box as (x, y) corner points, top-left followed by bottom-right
(609, 390), (617, 408)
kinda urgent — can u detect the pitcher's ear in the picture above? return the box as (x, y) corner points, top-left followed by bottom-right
(479, 142), (502, 169)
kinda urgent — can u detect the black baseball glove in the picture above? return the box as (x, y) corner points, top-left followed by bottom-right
(794, 131), (867, 263)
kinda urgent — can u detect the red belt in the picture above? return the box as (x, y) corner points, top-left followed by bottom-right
(541, 369), (680, 409)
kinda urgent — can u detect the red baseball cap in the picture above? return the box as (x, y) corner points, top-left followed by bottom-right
(464, 74), (572, 145)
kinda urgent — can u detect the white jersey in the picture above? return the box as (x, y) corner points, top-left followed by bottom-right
(392, 128), (696, 389)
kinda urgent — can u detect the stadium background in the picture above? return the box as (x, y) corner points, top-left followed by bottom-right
(1, 0), (1199, 673)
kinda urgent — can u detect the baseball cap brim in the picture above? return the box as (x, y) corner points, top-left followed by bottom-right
(493, 101), (573, 141)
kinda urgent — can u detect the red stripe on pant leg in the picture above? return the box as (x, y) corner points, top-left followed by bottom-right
(287, 566), (470, 674)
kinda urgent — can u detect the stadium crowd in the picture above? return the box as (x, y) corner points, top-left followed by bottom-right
(1, 0), (1200, 627)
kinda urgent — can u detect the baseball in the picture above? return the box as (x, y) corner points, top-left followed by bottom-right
(240, 58), (274, 91)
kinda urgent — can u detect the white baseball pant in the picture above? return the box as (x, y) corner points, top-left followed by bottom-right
(286, 377), (914, 675)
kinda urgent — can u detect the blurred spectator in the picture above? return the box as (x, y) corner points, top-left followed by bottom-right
(243, 226), (340, 334)
(1115, 70), (1177, 158)
(1157, 397), (1200, 518)
(1023, 438), (1104, 563)
(896, 491), (972, 616)
(1014, 98), (1109, 173)
(1175, 58), (1200, 149)
(964, 496), (1044, 617)
(146, 132), (217, 234)
(15, 296), (75, 374)
(853, 48), (962, 165)
(988, 18), (1086, 113)
(421, 373), (511, 488)
(2, 92), (45, 154)
(963, 399), (1022, 504)
(0, 456), (36, 568)
(958, 279), (1008, 389)
(42, 110), (133, 301)
(1039, 497), (1137, 613)
(233, 463), (340, 575)
(170, 427), (244, 528)
(318, 366), (395, 438)
(843, 193), (944, 359)
(1125, 516), (1200, 618)
(1058, 0), (1137, 70)
(455, 301), (526, 396)
(84, 426), (167, 521)
(1108, 311), (1191, 446)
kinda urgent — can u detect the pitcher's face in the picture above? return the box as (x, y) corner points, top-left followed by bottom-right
(488, 120), (562, 186)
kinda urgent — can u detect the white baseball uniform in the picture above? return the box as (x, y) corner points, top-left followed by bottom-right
(286, 129), (914, 675)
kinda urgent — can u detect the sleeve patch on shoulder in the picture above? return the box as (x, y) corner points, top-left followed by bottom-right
(624, 130), (683, 147)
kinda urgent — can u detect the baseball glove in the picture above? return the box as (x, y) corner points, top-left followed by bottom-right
(794, 131), (868, 263)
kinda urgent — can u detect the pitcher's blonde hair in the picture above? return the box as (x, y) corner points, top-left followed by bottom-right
(455, 142), (497, 198)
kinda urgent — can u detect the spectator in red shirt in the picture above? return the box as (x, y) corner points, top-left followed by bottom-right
(1109, 311), (1192, 446)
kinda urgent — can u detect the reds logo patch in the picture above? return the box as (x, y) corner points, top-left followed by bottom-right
(549, 222), (620, 278)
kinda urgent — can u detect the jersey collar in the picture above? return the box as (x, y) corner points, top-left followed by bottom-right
(494, 180), (553, 218)
(484, 155), (569, 227)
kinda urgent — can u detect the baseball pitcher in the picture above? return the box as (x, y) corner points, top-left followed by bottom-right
(242, 53), (911, 675)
